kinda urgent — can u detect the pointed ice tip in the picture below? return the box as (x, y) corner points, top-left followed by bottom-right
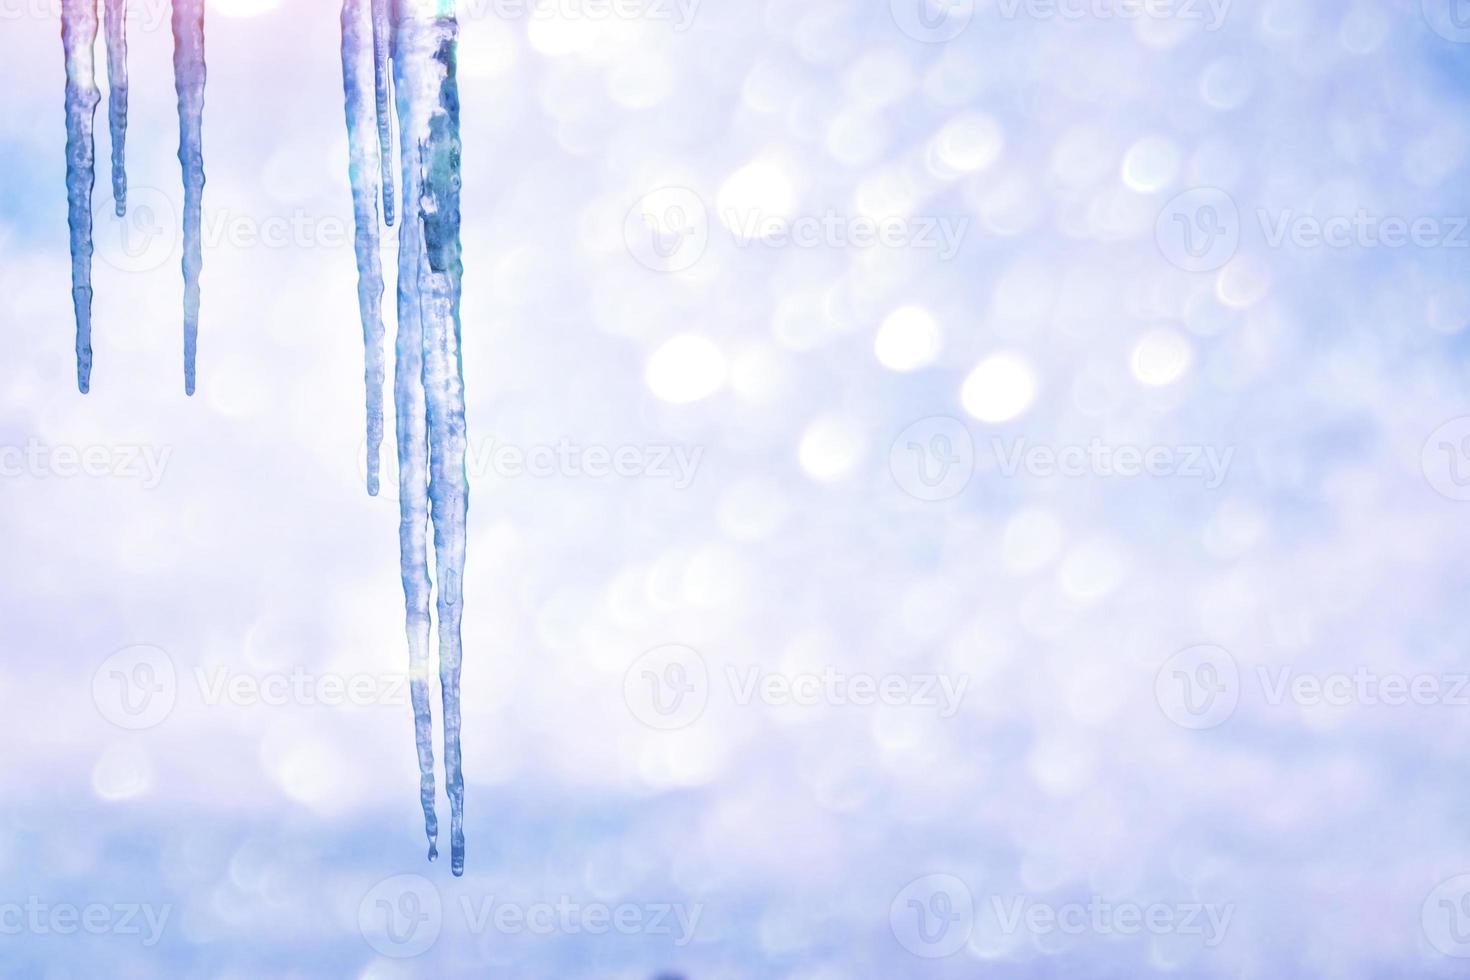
(114, 201), (125, 218)
(427, 843), (438, 862)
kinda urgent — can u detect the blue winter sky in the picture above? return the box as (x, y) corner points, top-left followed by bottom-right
(5, 0), (1470, 976)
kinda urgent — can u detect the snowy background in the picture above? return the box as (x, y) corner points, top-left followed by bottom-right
(5, 0), (1470, 975)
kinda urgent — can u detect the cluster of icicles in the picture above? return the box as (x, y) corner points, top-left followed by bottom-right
(60, 0), (471, 876)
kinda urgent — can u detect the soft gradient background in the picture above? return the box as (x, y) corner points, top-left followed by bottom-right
(4, 0), (1470, 975)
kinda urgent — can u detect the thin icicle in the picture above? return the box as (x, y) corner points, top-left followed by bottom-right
(372, 0), (396, 227)
(171, 0), (206, 396)
(395, 0), (468, 877)
(61, 0), (100, 394)
(103, 0), (128, 215)
(341, 0), (387, 497)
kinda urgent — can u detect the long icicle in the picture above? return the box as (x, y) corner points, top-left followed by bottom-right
(341, 0), (387, 497)
(102, 0), (128, 215)
(61, 0), (101, 394)
(372, 0), (396, 227)
(171, 0), (206, 396)
(391, 0), (442, 868)
(395, 0), (468, 876)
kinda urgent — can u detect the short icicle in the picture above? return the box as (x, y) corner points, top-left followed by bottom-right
(394, 0), (469, 877)
(171, 0), (206, 395)
(103, 0), (128, 214)
(341, 0), (387, 496)
(61, 0), (101, 393)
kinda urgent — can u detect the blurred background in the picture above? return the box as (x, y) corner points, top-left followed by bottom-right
(5, 0), (1470, 975)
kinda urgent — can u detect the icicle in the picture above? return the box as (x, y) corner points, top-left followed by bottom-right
(341, 0), (387, 497)
(372, 0), (396, 227)
(103, 0), (128, 215)
(171, 0), (206, 396)
(61, 0), (100, 394)
(394, 0), (469, 877)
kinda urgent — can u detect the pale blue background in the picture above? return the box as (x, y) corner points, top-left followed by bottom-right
(4, 0), (1470, 976)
